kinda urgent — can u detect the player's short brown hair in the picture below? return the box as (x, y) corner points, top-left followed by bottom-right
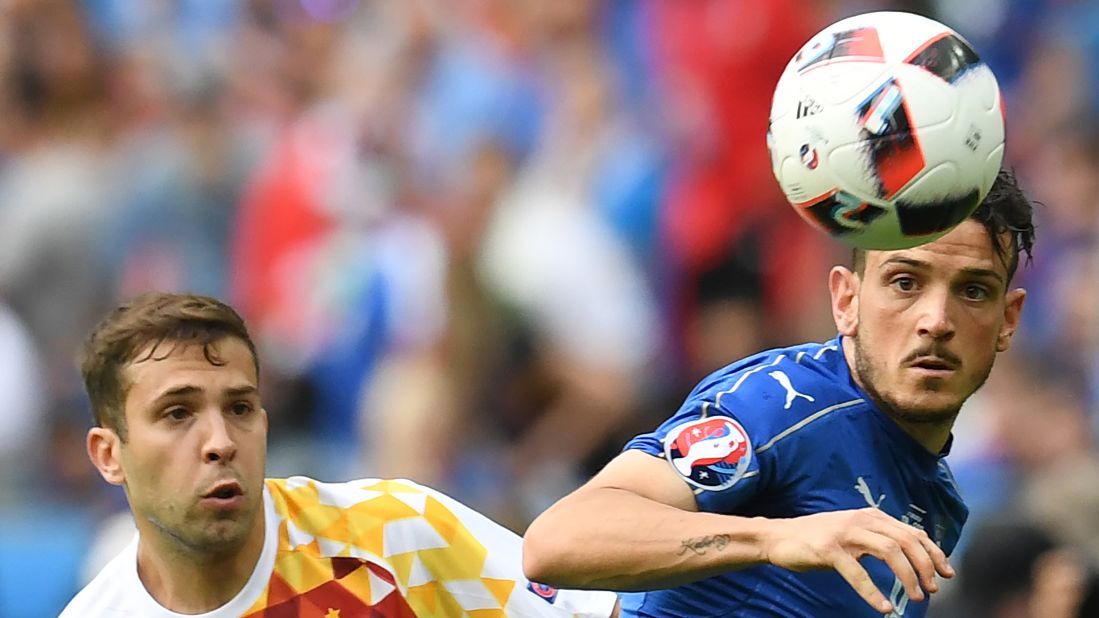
(80, 292), (259, 441)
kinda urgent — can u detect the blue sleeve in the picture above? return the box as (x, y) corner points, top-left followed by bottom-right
(624, 397), (768, 514)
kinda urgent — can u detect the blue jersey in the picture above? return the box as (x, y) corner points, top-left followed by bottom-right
(621, 337), (967, 618)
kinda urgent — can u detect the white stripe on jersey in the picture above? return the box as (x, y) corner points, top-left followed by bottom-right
(713, 342), (837, 411)
(813, 343), (838, 360)
(714, 355), (787, 409)
(755, 399), (863, 454)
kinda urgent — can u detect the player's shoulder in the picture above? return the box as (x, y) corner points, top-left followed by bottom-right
(683, 338), (867, 442)
(59, 537), (138, 617)
(691, 338), (833, 390)
(266, 475), (433, 501)
(692, 338), (855, 407)
(266, 475), (490, 541)
(266, 476), (450, 526)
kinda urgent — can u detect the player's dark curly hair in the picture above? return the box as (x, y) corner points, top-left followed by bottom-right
(79, 292), (259, 441)
(853, 168), (1035, 282)
(971, 167), (1035, 282)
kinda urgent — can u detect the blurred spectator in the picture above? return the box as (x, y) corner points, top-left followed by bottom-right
(361, 3), (666, 525)
(948, 353), (1095, 534)
(0, 0), (118, 386)
(0, 301), (45, 503)
(1022, 456), (1099, 570)
(650, 0), (840, 384)
(103, 59), (259, 302)
(1015, 121), (1099, 366)
(932, 518), (1098, 618)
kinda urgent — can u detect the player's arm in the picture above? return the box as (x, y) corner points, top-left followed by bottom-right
(523, 449), (954, 615)
(524, 449), (771, 591)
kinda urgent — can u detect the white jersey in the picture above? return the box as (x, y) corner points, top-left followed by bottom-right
(61, 477), (617, 617)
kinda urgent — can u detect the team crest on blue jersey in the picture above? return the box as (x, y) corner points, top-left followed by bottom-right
(664, 417), (752, 490)
(527, 582), (559, 603)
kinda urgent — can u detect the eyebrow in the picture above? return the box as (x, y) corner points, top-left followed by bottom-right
(225, 385), (259, 398)
(152, 385), (202, 402)
(957, 267), (1005, 285)
(151, 384), (258, 403)
(879, 256), (1004, 285)
(880, 256), (929, 270)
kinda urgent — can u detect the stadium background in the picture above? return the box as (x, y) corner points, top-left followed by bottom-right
(0, 0), (1096, 615)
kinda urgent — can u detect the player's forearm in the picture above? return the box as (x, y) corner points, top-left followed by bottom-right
(523, 486), (770, 591)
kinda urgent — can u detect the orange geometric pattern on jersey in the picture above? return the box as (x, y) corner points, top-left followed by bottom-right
(242, 559), (415, 617)
(240, 478), (516, 618)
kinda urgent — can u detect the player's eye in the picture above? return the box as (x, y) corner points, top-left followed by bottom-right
(962, 284), (988, 301)
(890, 276), (917, 292)
(165, 407), (190, 421)
(229, 401), (254, 416)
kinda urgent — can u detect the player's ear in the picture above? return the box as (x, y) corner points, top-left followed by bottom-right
(829, 266), (859, 336)
(87, 427), (126, 486)
(997, 287), (1026, 352)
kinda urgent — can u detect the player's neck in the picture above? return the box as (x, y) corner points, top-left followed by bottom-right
(885, 416), (953, 456)
(841, 337), (954, 455)
(135, 511), (266, 614)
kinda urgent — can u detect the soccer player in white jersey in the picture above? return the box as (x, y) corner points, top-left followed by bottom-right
(61, 292), (619, 618)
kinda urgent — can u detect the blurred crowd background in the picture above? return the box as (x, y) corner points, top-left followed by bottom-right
(0, 0), (1097, 616)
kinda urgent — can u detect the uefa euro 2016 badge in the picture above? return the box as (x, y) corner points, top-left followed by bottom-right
(527, 582), (559, 604)
(664, 416), (753, 490)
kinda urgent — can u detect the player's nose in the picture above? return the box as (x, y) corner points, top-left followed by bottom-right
(201, 412), (237, 464)
(915, 287), (955, 340)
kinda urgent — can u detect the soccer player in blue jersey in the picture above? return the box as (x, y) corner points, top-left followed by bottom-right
(523, 169), (1035, 617)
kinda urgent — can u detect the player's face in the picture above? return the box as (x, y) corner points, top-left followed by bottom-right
(832, 220), (1026, 425)
(116, 337), (267, 556)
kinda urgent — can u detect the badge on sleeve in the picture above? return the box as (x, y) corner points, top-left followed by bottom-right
(664, 417), (753, 490)
(527, 582), (559, 603)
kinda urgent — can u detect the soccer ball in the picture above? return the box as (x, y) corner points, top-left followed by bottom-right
(767, 11), (1004, 250)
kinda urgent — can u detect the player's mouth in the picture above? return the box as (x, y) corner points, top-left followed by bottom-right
(201, 481), (244, 509)
(907, 355), (959, 377)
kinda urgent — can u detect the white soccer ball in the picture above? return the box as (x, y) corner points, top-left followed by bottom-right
(767, 11), (1004, 250)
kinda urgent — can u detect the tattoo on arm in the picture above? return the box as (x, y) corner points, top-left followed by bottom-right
(678, 534), (732, 556)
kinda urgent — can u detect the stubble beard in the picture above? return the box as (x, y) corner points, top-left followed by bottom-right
(852, 335), (972, 426)
(149, 498), (260, 560)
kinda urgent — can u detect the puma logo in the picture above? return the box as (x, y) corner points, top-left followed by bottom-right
(767, 370), (815, 409)
(855, 476), (886, 508)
